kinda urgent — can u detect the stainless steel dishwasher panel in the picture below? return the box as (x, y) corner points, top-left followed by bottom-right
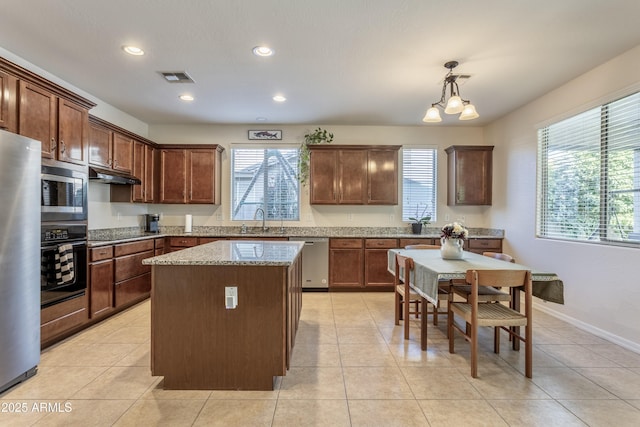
(289, 237), (329, 290)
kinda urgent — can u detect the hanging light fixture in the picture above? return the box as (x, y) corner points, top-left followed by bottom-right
(423, 61), (479, 123)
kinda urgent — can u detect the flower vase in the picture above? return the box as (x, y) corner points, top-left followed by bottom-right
(440, 237), (464, 259)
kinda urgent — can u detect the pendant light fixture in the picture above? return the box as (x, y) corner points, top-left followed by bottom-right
(423, 61), (479, 123)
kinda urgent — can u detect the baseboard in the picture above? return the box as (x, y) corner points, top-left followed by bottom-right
(533, 301), (640, 354)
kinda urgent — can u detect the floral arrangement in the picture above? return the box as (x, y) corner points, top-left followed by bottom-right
(441, 222), (468, 240)
(408, 204), (431, 225)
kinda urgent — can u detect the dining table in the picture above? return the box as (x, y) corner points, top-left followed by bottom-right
(387, 248), (564, 350)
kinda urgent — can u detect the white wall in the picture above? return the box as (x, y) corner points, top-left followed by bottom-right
(485, 44), (640, 351)
(146, 124), (487, 230)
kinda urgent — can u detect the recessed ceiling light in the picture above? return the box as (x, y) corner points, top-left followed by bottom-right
(122, 45), (144, 56)
(179, 94), (194, 101)
(273, 95), (286, 102)
(252, 46), (274, 57)
(256, 117), (267, 121)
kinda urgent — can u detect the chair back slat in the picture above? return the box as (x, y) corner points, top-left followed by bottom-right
(405, 244), (440, 250)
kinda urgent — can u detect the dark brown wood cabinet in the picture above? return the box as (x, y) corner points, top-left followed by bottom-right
(114, 240), (153, 307)
(446, 145), (494, 205)
(89, 246), (115, 318)
(329, 238), (364, 288)
(309, 145), (400, 205)
(466, 238), (502, 254)
(364, 238), (399, 289)
(159, 145), (223, 204)
(40, 295), (88, 347)
(18, 81), (90, 165)
(112, 132), (133, 173)
(0, 69), (15, 131)
(88, 121), (113, 168)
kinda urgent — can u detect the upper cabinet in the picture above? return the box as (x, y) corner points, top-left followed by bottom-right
(0, 57), (95, 165)
(159, 145), (224, 204)
(445, 145), (494, 205)
(309, 145), (400, 205)
(88, 118), (134, 174)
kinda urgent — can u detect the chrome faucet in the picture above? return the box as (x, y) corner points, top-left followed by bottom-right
(254, 208), (269, 232)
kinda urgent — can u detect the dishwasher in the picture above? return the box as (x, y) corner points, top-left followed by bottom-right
(289, 237), (329, 291)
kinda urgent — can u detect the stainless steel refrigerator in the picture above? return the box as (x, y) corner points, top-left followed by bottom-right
(0, 129), (41, 394)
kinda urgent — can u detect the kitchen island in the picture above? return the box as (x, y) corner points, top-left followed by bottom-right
(142, 240), (304, 390)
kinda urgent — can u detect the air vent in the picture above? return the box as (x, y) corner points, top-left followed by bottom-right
(158, 71), (195, 83)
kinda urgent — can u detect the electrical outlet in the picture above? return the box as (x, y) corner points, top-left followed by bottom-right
(215, 213), (223, 221)
(225, 286), (238, 309)
(444, 214), (450, 221)
(117, 212), (122, 221)
(305, 213), (313, 221)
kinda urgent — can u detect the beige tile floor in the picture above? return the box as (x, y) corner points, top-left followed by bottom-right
(2, 292), (640, 426)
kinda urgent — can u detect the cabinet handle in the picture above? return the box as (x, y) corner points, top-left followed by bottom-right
(60, 140), (66, 154)
(50, 138), (56, 151)
(114, 159), (118, 167)
(108, 158), (112, 166)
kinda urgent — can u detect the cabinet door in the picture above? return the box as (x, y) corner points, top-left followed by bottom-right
(364, 249), (396, 288)
(188, 149), (215, 203)
(0, 70), (10, 130)
(18, 81), (56, 158)
(89, 259), (114, 318)
(88, 123), (113, 168)
(112, 133), (133, 173)
(338, 150), (367, 204)
(144, 145), (155, 202)
(329, 248), (364, 287)
(309, 149), (338, 204)
(159, 149), (187, 203)
(132, 140), (145, 202)
(58, 99), (88, 165)
(447, 146), (493, 205)
(368, 149), (398, 204)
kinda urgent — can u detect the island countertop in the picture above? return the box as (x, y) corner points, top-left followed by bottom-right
(142, 239), (304, 266)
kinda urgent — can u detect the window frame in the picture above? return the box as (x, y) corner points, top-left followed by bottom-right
(401, 146), (438, 223)
(536, 91), (640, 248)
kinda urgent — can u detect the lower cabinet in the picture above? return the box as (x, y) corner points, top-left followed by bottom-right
(167, 236), (198, 252)
(89, 245), (115, 318)
(466, 238), (502, 254)
(114, 240), (153, 307)
(329, 238), (364, 288)
(41, 295), (88, 346)
(364, 239), (398, 289)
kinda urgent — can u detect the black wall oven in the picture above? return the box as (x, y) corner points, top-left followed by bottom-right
(40, 224), (87, 308)
(41, 161), (87, 222)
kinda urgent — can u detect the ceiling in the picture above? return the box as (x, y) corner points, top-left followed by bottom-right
(1, 0), (640, 127)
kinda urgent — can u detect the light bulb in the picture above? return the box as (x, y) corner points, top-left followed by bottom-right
(459, 104), (479, 120)
(422, 107), (442, 123)
(444, 96), (464, 114)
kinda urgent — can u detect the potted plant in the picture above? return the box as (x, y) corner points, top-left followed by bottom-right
(408, 204), (431, 234)
(298, 127), (334, 185)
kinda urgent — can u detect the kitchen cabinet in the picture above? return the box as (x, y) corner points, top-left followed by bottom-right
(466, 238), (502, 254)
(40, 295), (88, 347)
(167, 236), (199, 252)
(445, 145), (494, 205)
(89, 246), (115, 318)
(0, 69), (16, 131)
(154, 237), (165, 256)
(130, 141), (156, 203)
(88, 117), (134, 173)
(329, 238), (364, 288)
(18, 81), (90, 165)
(364, 238), (399, 289)
(114, 240), (154, 307)
(398, 238), (439, 248)
(112, 132), (133, 173)
(309, 145), (400, 205)
(158, 145), (224, 204)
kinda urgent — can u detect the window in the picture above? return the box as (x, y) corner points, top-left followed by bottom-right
(402, 147), (437, 222)
(231, 148), (299, 221)
(537, 91), (640, 245)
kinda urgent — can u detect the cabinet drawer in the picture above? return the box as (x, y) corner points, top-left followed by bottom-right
(168, 236), (198, 247)
(199, 237), (221, 244)
(467, 238), (502, 250)
(330, 238), (363, 249)
(399, 238), (437, 248)
(115, 273), (151, 307)
(114, 239), (154, 257)
(365, 238), (398, 249)
(114, 250), (153, 282)
(90, 246), (114, 262)
(154, 238), (165, 249)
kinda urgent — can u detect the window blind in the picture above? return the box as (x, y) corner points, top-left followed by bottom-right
(537, 91), (640, 245)
(402, 148), (437, 222)
(231, 148), (299, 221)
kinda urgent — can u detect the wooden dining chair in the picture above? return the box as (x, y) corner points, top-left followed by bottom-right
(448, 269), (533, 378)
(404, 244), (451, 327)
(451, 252), (514, 303)
(394, 253), (429, 350)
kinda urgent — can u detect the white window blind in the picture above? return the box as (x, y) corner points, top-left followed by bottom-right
(231, 148), (299, 221)
(402, 148), (437, 222)
(537, 91), (640, 245)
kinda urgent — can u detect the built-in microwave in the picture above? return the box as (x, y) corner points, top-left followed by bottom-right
(41, 161), (88, 222)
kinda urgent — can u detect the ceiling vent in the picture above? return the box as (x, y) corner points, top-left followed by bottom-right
(158, 71), (195, 83)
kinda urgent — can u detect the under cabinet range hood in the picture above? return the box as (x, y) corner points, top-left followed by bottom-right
(88, 166), (141, 185)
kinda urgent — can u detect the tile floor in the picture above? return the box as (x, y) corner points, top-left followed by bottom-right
(2, 292), (640, 426)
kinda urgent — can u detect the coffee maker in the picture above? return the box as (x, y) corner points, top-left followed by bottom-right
(145, 214), (160, 233)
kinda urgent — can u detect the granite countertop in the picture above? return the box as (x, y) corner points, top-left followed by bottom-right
(88, 226), (505, 247)
(142, 240), (304, 266)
